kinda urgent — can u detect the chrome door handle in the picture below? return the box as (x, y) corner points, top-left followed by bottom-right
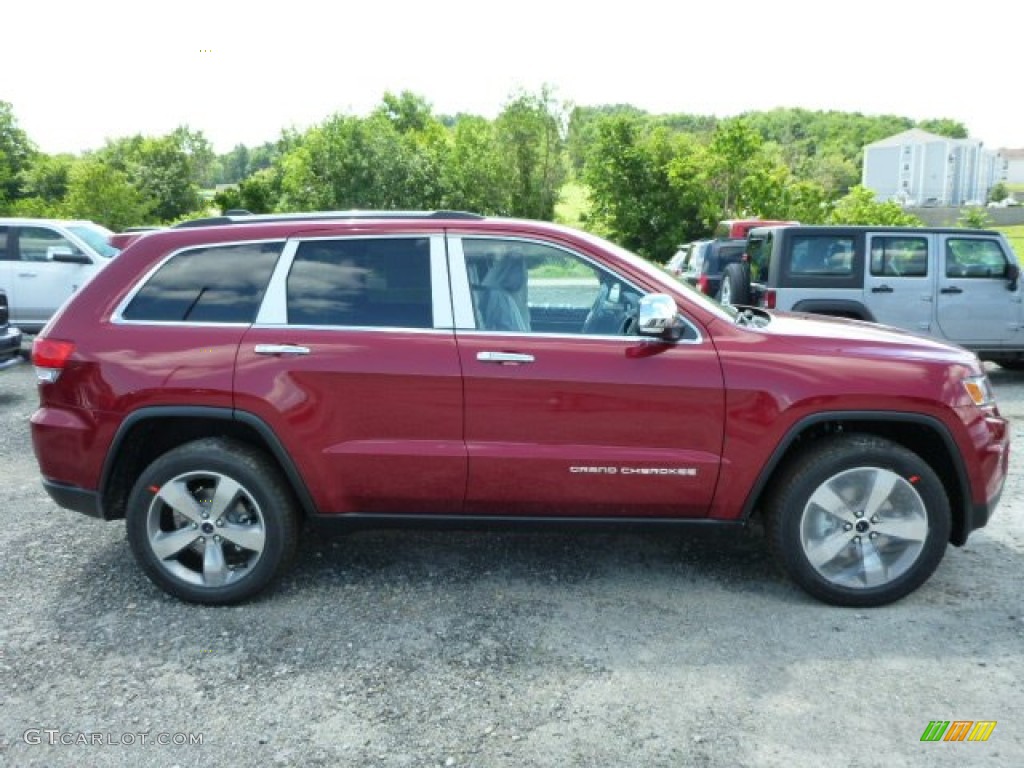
(18, 272), (38, 278)
(254, 344), (310, 356)
(477, 351), (535, 364)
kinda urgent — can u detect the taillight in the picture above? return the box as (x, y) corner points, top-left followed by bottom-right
(761, 290), (777, 310)
(32, 338), (76, 383)
(697, 275), (710, 294)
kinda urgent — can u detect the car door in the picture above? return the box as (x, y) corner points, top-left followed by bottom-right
(450, 234), (725, 518)
(935, 234), (1021, 346)
(8, 225), (97, 328)
(235, 233), (466, 516)
(863, 233), (935, 333)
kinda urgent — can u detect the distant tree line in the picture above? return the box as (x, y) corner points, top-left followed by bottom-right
(2, 92), (965, 257)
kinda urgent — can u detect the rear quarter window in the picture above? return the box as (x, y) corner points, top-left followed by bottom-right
(121, 241), (283, 323)
(779, 234), (863, 288)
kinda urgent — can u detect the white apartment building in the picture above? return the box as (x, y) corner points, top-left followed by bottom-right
(863, 128), (1002, 206)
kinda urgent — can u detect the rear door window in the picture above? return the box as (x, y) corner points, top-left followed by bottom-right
(870, 237), (928, 277)
(286, 237), (433, 328)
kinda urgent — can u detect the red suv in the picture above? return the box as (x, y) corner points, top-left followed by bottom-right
(30, 212), (1009, 606)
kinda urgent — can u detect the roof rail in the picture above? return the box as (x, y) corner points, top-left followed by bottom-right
(171, 210), (485, 228)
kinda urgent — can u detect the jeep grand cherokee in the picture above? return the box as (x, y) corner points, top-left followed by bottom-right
(30, 211), (1009, 606)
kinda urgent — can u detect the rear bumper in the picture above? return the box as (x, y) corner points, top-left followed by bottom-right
(42, 479), (104, 519)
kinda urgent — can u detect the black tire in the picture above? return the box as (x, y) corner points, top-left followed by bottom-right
(764, 434), (950, 607)
(126, 437), (300, 605)
(718, 263), (750, 306)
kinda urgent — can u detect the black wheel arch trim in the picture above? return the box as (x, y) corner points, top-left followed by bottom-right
(99, 406), (319, 518)
(740, 410), (974, 544)
(789, 299), (875, 320)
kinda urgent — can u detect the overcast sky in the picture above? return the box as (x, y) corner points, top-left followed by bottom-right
(4, 0), (1021, 154)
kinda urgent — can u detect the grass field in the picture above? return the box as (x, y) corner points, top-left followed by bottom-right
(996, 224), (1024, 259)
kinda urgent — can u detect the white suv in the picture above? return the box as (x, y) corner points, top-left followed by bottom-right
(723, 225), (1024, 370)
(0, 218), (119, 333)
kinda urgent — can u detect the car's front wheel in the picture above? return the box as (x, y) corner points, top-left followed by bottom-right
(765, 434), (950, 607)
(126, 438), (299, 604)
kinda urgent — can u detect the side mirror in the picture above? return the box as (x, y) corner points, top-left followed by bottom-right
(48, 246), (91, 264)
(1007, 263), (1020, 291)
(637, 293), (684, 341)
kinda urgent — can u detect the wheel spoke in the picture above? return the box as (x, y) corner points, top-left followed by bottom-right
(202, 540), (230, 586)
(805, 530), (854, 569)
(156, 480), (203, 523)
(219, 522), (265, 554)
(873, 515), (928, 543)
(807, 483), (858, 525)
(151, 527), (200, 560)
(860, 537), (888, 587)
(862, 470), (899, 518)
(208, 476), (244, 520)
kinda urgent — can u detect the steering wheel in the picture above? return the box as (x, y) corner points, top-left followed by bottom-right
(581, 283), (610, 334)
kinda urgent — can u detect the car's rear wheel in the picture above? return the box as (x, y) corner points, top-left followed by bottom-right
(718, 263), (750, 306)
(126, 438), (299, 604)
(765, 434), (950, 607)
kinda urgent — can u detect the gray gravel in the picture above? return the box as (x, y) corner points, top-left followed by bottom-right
(1, 358), (1021, 767)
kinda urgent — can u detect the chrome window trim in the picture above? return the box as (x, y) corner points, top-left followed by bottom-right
(429, 235), (454, 328)
(446, 234), (703, 344)
(111, 238), (287, 325)
(255, 233), (450, 330)
(250, 324), (453, 335)
(254, 239), (300, 324)
(445, 236), (476, 329)
(454, 328), (704, 345)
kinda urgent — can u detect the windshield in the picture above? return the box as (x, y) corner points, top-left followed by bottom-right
(573, 229), (738, 320)
(69, 223), (120, 259)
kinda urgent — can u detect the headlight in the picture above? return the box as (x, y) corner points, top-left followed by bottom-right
(962, 375), (995, 407)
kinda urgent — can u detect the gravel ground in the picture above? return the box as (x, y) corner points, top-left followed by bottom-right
(0, 357), (1021, 767)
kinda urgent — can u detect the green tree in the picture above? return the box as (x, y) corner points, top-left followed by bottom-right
(442, 116), (509, 214)
(916, 118), (968, 138)
(62, 156), (152, 230)
(19, 153), (76, 202)
(278, 110), (441, 211)
(0, 101), (36, 209)
(567, 104), (649, 175)
(586, 115), (705, 258)
(375, 90), (435, 134)
(827, 185), (921, 226)
(98, 127), (211, 222)
(958, 206), (992, 228)
(988, 181), (1009, 203)
(213, 167), (281, 214)
(706, 118), (765, 215)
(495, 86), (567, 220)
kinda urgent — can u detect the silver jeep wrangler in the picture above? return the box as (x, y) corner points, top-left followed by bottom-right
(718, 225), (1024, 370)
